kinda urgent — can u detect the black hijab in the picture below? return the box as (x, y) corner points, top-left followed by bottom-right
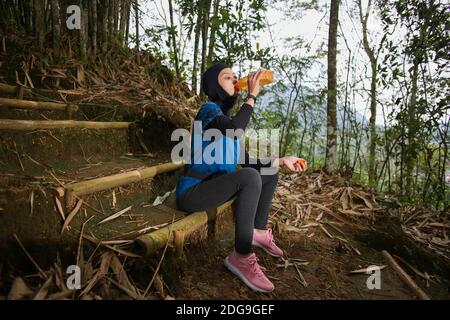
(201, 63), (238, 116)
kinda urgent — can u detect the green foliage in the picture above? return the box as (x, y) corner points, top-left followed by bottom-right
(377, 0), (449, 209)
(212, 0), (270, 68)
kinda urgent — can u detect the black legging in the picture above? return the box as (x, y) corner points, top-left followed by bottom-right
(176, 167), (279, 254)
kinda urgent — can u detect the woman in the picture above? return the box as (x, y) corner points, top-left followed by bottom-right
(176, 63), (307, 293)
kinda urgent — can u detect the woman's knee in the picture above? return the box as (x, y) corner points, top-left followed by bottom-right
(237, 167), (262, 190)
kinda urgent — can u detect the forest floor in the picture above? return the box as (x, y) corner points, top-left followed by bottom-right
(174, 215), (450, 300)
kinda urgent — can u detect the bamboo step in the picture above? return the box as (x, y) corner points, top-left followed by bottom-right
(135, 198), (235, 256)
(63, 161), (184, 205)
(0, 119), (130, 130)
(0, 97), (78, 114)
(0, 82), (82, 98)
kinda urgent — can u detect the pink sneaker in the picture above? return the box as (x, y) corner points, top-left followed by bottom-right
(252, 229), (284, 258)
(224, 252), (274, 293)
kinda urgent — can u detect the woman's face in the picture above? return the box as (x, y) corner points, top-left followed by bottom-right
(218, 68), (238, 96)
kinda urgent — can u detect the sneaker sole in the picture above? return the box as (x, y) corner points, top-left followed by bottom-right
(251, 240), (283, 258)
(224, 257), (274, 293)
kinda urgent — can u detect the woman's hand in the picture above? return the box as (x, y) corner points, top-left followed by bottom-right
(279, 156), (308, 173)
(247, 70), (265, 97)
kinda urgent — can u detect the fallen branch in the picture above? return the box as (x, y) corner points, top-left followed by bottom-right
(13, 234), (47, 279)
(382, 250), (431, 300)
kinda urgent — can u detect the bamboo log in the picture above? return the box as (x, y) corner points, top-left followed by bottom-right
(0, 83), (18, 95)
(381, 250), (431, 300)
(135, 199), (234, 256)
(0, 119), (130, 130)
(0, 83), (85, 97)
(65, 162), (184, 196)
(0, 97), (78, 113)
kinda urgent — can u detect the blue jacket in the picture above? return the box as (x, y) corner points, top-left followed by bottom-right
(175, 102), (240, 200)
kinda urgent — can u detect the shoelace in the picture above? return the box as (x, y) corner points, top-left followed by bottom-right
(247, 254), (267, 278)
(266, 229), (277, 248)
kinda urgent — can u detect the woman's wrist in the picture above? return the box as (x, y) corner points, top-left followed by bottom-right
(273, 157), (283, 168)
(244, 98), (255, 107)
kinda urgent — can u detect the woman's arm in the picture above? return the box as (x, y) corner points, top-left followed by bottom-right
(241, 150), (277, 170)
(204, 103), (253, 136)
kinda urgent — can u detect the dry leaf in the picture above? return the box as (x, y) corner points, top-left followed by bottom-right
(110, 254), (139, 297)
(112, 190), (117, 208)
(29, 190), (34, 216)
(61, 199), (83, 234)
(54, 196), (65, 221)
(33, 274), (53, 300)
(98, 206), (132, 225)
(79, 252), (113, 297)
(152, 192), (171, 206)
(7, 277), (33, 300)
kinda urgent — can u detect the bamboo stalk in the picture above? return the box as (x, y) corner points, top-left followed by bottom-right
(65, 162), (184, 196)
(0, 83), (18, 94)
(135, 199), (234, 257)
(0, 97), (78, 113)
(0, 83), (85, 97)
(381, 250), (431, 300)
(0, 119), (130, 130)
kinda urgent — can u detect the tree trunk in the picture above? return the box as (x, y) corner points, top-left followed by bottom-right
(280, 73), (297, 154)
(125, 1), (130, 44)
(34, 0), (45, 50)
(108, 0), (114, 43)
(119, 0), (128, 46)
(135, 0), (139, 51)
(168, 0), (180, 78)
(79, 0), (87, 60)
(191, 2), (203, 94)
(91, 0), (98, 55)
(200, 0), (212, 100)
(50, 0), (60, 57)
(207, 0), (220, 66)
(405, 63), (419, 196)
(22, 0), (32, 32)
(358, 0), (378, 188)
(325, 0), (340, 173)
(281, 76), (301, 157)
(113, 0), (119, 39)
(101, 0), (109, 52)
